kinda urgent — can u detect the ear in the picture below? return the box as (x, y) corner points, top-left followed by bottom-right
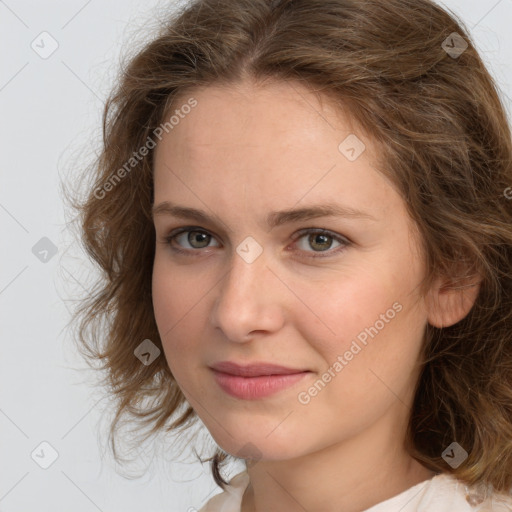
(425, 267), (482, 329)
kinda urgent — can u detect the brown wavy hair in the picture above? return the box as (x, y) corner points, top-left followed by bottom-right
(65, 0), (512, 496)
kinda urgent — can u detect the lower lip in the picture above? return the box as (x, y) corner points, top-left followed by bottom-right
(211, 370), (310, 400)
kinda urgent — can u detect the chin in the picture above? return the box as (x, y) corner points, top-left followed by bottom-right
(206, 422), (308, 463)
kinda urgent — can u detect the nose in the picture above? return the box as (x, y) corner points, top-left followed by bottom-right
(209, 246), (286, 343)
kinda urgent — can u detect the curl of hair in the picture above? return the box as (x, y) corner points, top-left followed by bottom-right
(66, 0), (512, 496)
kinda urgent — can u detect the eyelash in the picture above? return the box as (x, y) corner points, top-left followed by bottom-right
(161, 226), (351, 259)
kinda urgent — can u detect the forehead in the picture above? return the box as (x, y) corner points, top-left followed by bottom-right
(152, 79), (401, 228)
(181, 79), (356, 128)
(155, 79), (370, 173)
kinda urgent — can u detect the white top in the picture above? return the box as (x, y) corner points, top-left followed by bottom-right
(198, 470), (512, 512)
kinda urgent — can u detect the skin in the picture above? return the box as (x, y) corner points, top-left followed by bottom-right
(151, 79), (479, 512)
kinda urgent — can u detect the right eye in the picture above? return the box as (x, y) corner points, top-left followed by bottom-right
(163, 227), (221, 254)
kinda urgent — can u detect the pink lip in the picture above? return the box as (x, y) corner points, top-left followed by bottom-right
(210, 361), (311, 400)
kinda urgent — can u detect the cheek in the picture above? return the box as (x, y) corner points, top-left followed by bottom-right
(152, 264), (178, 339)
(151, 256), (205, 357)
(292, 267), (393, 352)
(152, 268), (209, 401)
(292, 260), (425, 371)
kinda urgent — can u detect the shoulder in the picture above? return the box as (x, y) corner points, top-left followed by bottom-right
(197, 471), (512, 512)
(419, 473), (512, 512)
(364, 473), (512, 512)
(197, 471), (250, 512)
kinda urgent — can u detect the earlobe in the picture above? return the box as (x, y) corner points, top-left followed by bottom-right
(426, 273), (482, 329)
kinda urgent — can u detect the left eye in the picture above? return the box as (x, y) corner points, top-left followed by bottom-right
(294, 230), (345, 253)
(163, 227), (350, 258)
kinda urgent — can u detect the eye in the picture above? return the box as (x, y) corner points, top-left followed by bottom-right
(161, 226), (350, 258)
(165, 228), (220, 252)
(291, 228), (350, 258)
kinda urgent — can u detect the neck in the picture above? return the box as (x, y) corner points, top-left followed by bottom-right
(240, 417), (436, 512)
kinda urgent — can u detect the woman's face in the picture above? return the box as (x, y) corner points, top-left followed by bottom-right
(151, 79), (430, 462)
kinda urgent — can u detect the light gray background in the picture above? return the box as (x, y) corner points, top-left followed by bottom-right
(1, 1), (511, 511)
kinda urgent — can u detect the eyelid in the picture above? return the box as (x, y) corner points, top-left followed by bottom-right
(164, 225), (220, 244)
(164, 226), (219, 252)
(288, 228), (350, 258)
(291, 227), (351, 245)
(162, 225), (351, 257)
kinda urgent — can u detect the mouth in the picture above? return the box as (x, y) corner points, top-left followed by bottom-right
(209, 361), (312, 400)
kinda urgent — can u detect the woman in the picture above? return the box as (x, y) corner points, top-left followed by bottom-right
(69, 0), (512, 510)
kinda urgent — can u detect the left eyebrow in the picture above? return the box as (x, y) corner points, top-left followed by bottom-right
(266, 203), (377, 228)
(151, 201), (377, 229)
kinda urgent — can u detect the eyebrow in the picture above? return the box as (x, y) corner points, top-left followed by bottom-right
(151, 201), (377, 229)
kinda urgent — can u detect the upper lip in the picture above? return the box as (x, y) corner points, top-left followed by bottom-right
(210, 361), (309, 377)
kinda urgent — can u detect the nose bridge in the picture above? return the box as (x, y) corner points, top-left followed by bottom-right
(211, 241), (284, 341)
